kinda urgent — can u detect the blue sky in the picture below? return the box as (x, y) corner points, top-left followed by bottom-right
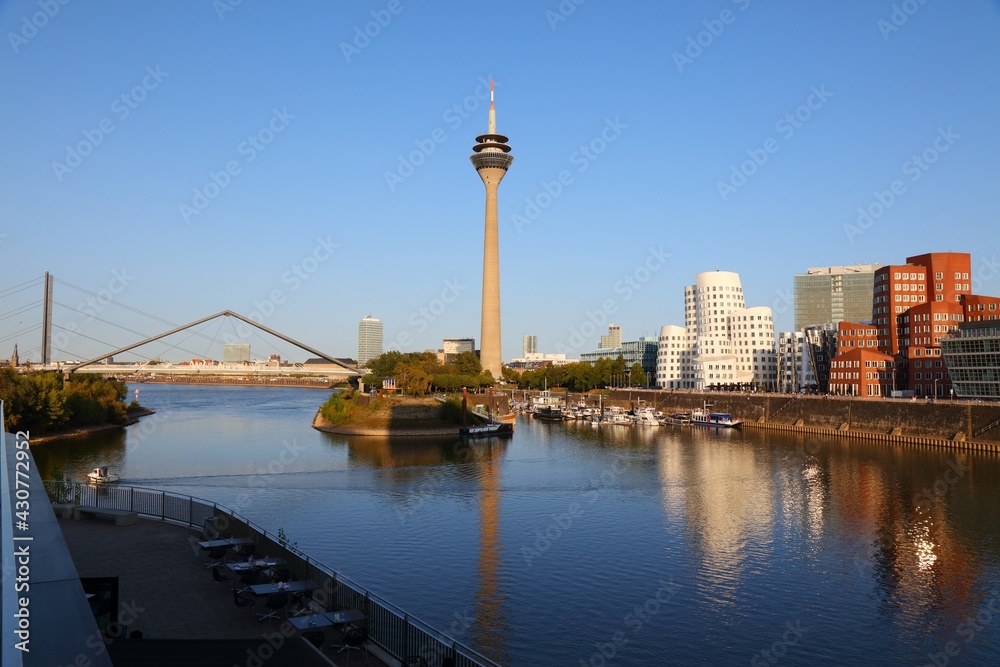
(2, 1), (999, 364)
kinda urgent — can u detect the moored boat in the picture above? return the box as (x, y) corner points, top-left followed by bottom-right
(87, 465), (121, 483)
(460, 422), (514, 438)
(690, 406), (741, 428)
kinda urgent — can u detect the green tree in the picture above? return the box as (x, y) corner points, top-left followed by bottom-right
(629, 363), (648, 388)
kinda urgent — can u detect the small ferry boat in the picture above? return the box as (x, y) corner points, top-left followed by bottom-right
(87, 466), (121, 483)
(690, 406), (741, 428)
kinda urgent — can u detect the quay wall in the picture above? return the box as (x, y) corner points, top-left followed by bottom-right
(509, 389), (1000, 449)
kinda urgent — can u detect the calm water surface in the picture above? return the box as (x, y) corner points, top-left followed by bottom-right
(31, 384), (1000, 666)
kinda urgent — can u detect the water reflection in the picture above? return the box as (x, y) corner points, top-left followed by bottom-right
(26, 384), (1000, 666)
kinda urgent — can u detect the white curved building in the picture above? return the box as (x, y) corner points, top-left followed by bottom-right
(656, 271), (776, 390)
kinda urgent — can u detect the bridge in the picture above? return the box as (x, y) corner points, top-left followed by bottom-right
(64, 309), (358, 378)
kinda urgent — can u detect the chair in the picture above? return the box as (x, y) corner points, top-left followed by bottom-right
(333, 626), (369, 665)
(401, 656), (428, 667)
(204, 546), (228, 568)
(236, 567), (262, 593)
(256, 591), (288, 623)
(232, 589), (256, 617)
(270, 568), (292, 584)
(301, 630), (324, 649)
(234, 543), (255, 560)
(211, 566), (234, 584)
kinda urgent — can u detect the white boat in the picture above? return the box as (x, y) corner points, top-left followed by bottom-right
(633, 407), (660, 426)
(87, 466), (120, 483)
(690, 405), (742, 428)
(601, 407), (633, 426)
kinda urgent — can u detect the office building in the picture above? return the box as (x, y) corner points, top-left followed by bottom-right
(581, 336), (658, 385)
(941, 321), (1000, 400)
(357, 314), (383, 366)
(223, 343), (250, 363)
(599, 325), (622, 350)
(655, 270), (776, 390)
(794, 264), (880, 330)
(523, 335), (537, 357)
(439, 338), (475, 364)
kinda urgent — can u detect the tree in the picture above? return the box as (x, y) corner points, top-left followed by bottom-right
(452, 351), (482, 376)
(629, 363), (647, 388)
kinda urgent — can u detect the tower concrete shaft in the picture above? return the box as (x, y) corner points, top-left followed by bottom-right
(470, 81), (512, 379)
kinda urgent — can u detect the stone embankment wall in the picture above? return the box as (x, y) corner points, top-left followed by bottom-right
(509, 389), (1000, 449)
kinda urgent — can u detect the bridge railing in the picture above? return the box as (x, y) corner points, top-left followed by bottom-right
(43, 480), (502, 667)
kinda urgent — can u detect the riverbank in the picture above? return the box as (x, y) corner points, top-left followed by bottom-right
(508, 389), (1000, 450)
(312, 395), (464, 437)
(30, 406), (157, 444)
(131, 375), (337, 389)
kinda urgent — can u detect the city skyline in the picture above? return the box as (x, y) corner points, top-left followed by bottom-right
(2, 2), (999, 364)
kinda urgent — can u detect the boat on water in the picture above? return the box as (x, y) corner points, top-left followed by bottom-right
(690, 405), (742, 428)
(533, 405), (566, 421)
(87, 466), (120, 483)
(460, 422), (514, 439)
(531, 389), (566, 421)
(633, 406), (660, 426)
(664, 412), (692, 426)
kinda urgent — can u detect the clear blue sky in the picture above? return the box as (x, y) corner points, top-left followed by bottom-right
(2, 1), (999, 364)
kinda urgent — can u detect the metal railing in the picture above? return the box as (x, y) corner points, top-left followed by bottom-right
(43, 480), (502, 667)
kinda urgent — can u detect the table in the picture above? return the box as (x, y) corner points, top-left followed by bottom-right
(289, 609), (365, 631)
(197, 537), (254, 549)
(250, 580), (318, 596)
(227, 557), (285, 572)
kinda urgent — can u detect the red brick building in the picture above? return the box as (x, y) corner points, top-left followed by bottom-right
(829, 347), (896, 397)
(962, 294), (1000, 322)
(867, 252), (972, 397)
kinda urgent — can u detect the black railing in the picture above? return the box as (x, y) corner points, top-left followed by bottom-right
(43, 480), (502, 667)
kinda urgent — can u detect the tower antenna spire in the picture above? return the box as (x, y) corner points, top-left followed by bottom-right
(488, 80), (496, 134)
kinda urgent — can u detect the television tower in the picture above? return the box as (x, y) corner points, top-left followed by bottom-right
(470, 81), (513, 379)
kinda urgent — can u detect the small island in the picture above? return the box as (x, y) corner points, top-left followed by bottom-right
(312, 391), (485, 437)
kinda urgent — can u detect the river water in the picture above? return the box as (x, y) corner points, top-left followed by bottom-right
(29, 384), (1000, 666)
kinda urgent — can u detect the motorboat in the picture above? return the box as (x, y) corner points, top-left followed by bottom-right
(460, 422), (514, 439)
(690, 404), (742, 428)
(87, 466), (121, 483)
(664, 412), (692, 426)
(633, 407), (660, 426)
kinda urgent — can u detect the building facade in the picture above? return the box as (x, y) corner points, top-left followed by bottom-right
(655, 270), (776, 390)
(223, 343), (250, 363)
(829, 347), (895, 397)
(522, 334), (537, 357)
(599, 325), (622, 350)
(776, 331), (816, 393)
(941, 321), (1000, 400)
(794, 264), (880, 330)
(581, 336), (658, 385)
(439, 338), (475, 364)
(357, 314), (383, 366)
